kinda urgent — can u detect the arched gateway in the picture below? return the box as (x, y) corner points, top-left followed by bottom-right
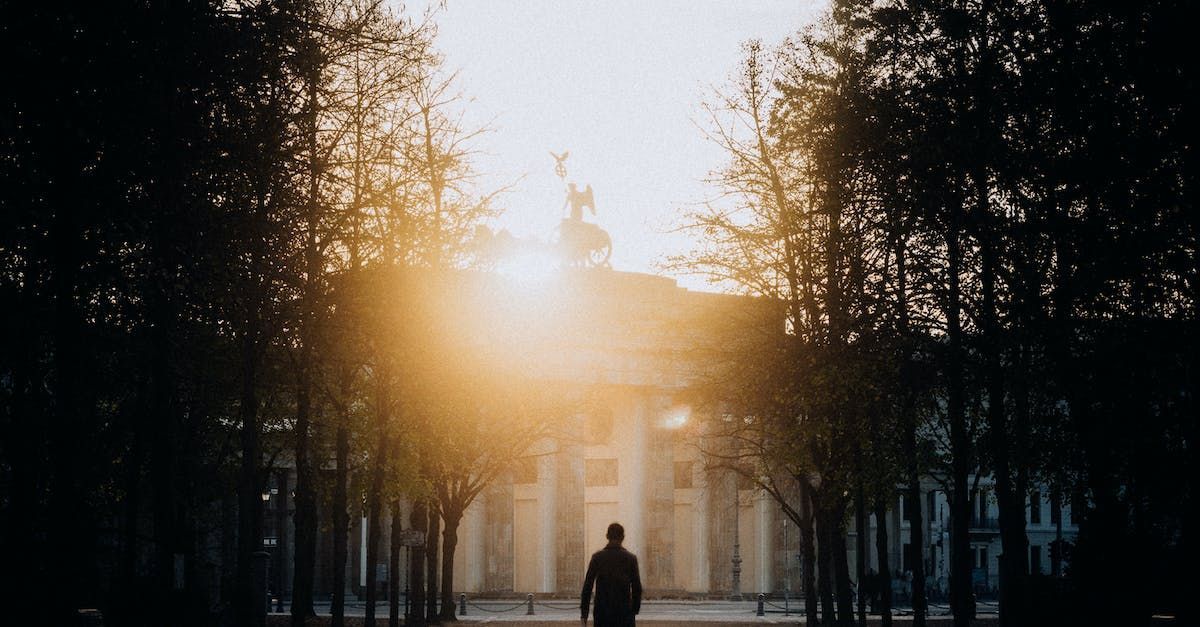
(441, 268), (782, 597)
(272, 266), (1079, 603)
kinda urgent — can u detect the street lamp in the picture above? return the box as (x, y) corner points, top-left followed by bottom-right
(730, 480), (743, 601)
(260, 483), (285, 613)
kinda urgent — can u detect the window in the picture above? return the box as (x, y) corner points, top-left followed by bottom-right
(902, 542), (914, 572)
(585, 458), (618, 487)
(673, 461), (694, 489)
(974, 547), (988, 570)
(971, 489), (989, 526)
(1030, 491), (1041, 525)
(1069, 493), (1083, 525)
(513, 457), (538, 484)
(1050, 492), (1062, 525)
(1029, 545), (1042, 575)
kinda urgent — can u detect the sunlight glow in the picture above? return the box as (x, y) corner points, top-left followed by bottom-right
(494, 248), (561, 288)
(661, 405), (691, 430)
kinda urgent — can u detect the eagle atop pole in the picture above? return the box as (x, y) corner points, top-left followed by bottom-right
(550, 150), (569, 180)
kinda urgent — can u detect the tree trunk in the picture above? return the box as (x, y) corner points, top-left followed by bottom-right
(799, 481), (818, 622)
(390, 499), (403, 627)
(979, 199), (1028, 627)
(3, 295), (48, 619)
(365, 465), (383, 627)
(119, 399), (145, 623)
(293, 41), (324, 624)
(331, 403), (350, 624)
(832, 510), (854, 627)
(815, 497), (835, 625)
(854, 481), (867, 627)
(440, 505), (464, 621)
(365, 374), (390, 627)
(409, 500), (428, 627)
(908, 475), (927, 627)
(995, 485), (1027, 626)
(331, 404), (351, 627)
(426, 505), (441, 621)
(890, 219), (908, 627)
(149, 297), (179, 625)
(237, 336), (264, 627)
(292, 355), (318, 625)
(873, 498), (892, 627)
(945, 218), (975, 627)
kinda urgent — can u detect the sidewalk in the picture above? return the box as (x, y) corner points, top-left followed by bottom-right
(268, 599), (1001, 626)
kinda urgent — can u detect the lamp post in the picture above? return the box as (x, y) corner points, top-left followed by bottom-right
(730, 480), (743, 601)
(261, 475), (286, 615)
(274, 472), (287, 613)
(257, 489), (272, 622)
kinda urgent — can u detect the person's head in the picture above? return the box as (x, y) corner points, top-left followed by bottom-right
(569, 182), (577, 191)
(606, 522), (625, 544)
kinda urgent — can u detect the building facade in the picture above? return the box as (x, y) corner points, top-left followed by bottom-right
(266, 269), (1078, 601)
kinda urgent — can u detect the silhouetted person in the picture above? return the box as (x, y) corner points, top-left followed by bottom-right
(581, 522), (642, 627)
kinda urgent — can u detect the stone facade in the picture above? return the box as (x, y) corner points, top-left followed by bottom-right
(437, 269), (778, 596)
(266, 268), (1079, 601)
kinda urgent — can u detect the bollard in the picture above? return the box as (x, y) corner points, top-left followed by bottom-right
(757, 593), (765, 616)
(527, 593), (535, 615)
(460, 593), (467, 616)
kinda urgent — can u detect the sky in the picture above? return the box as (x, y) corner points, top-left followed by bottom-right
(405, 1), (827, 291)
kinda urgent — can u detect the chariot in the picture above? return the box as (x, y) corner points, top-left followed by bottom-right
(557, 218), (612, 268)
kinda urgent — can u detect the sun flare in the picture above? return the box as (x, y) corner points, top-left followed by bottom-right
(494, 248), (561, 288)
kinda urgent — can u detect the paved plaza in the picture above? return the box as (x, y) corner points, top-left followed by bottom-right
(270, 598), (1001, 624)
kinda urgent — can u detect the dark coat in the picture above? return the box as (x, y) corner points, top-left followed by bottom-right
(580, 543), (643, 627)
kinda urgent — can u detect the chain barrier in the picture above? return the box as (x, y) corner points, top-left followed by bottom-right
(465, 600), (528, 613)
(460, 596), (813, 616)
(456, 595), (963, 620)
(639, 601), (720, 607)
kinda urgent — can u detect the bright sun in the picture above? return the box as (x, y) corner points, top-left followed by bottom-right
(494, 248), (561, 288)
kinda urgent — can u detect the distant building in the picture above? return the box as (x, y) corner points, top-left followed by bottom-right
(263, 268), (1077, 601)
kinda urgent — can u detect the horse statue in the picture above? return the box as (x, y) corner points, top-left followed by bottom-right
(557, 217), (611, 268)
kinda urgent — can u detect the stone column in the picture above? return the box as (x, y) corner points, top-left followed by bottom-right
(642, 393), (674, 591)
(625, 393), (647, 562)
(755, 491), (773, 593)
(539, 448), (558, 592)
(707, 466), (735, 593)
(556, 417), (585, 593)
(695, 456), (711, 593)
(484, 482), (514, 592)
